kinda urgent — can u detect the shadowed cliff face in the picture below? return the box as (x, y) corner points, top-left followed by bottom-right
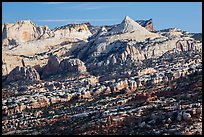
(136, 19), (155, 32)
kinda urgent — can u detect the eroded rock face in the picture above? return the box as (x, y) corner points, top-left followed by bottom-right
(190, 33), (202, 42)
(176, 40), (201, 52)
(2, 60), (8, 77)
(6, 66), (40, 83)
(79, 28), (201, 71)
(77, 16), (160, 69)
(158, 28), (184, 38)
(53, 23), (92, 40)
(33, 64), (43, 76)
(108, 16), (152, 35)
(89, 26), (108, 40)
(41, 55), (60, 78)
(80, 40), (145, 69)
(2, 60), (8, 81)
(136, 19), (155, 31)
(88, 19), (155, 36)
(59, 58), (87, 73)
(105, 43), (145, 66)
(2, 20), (54, 46)
(139, 68), (157, 76)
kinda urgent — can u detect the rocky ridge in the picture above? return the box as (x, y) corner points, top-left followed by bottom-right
(2, 16), (202, 135)
(2, 20), (54, 46)
(108, 16), (152, 35)
(76, 17), (201, 73)
(53, 23), (92, 40)
(87, 18), (155, 35)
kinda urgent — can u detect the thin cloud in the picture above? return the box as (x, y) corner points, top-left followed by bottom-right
(37, 19), (70, 22)
(81, 6), (106, 10)
(36, 19), (117, 23)
(43, 2), (67, 5)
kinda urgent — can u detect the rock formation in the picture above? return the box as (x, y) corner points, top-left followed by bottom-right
(1, 16), (202, 135)
(190, 33), (202, 42)
(59, 58), (87, 73)
(6, 66), (40, 83)
(53, 23), (92, 40)
(89, 26), (108, 40)
(2, 60), (8, 77)
(41, 55), (60, 78)
(2, 20), (54, 46)
(77, 16), (160, 69)
(1, 17), (202, 80)
(87, 19), (155, 36)
(108, 16), (152, 35)
(76, 16), (201, 71)
(136, 19), (155, 31)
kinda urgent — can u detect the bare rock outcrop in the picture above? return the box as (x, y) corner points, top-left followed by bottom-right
(104, 43), (145, 66)
(136, 19), (155, 31)
(176, 40), (201, 52)
(78, 24), (201, 71)
(88, 26), (108, 40)
(87, 19), (155, 36)
(138, 68), (157, 76)
(2, 20), (54, 46)
(6, 66), (40, 83)
(53, 23), (92, 40)
(59, 58), (87, 73)
(108, 16), (152, 35)
(190, 33), (202, 42)
(2, 60), (8, 77)
(76, 17), (162, 70)
(2, 60), (8, 81)
(158, 28), (184, 38)
(41, 55), (60, 78)
(79, 39), (145, 69)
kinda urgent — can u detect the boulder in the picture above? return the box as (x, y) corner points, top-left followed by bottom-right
(182, 112), (191, 121)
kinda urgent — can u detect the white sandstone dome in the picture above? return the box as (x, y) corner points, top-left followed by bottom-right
(109, 16), (152, 35)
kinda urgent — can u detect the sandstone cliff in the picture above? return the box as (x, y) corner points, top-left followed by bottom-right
(136, 19), (155, 31)
(77, 16), (159, 68)
(76, 17), (201, 71)
(53, 23), (92, 40)
(87, 18), (155, 36)
(2, 20), (54, 46)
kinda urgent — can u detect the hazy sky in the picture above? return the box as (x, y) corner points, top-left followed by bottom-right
(2, 2), (202, 33)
